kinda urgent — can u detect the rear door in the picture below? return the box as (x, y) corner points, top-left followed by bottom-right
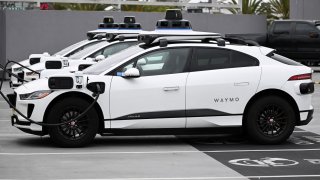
(186, 47), (261, 128)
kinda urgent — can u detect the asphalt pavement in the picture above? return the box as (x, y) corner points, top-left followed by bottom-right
(0, 74), (320, 180)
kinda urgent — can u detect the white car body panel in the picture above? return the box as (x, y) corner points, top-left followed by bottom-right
(186, 66), (261, 128)
(109, 73), (188, 129)
(10, 39), (103, 87)
(10, 40), (314, 136)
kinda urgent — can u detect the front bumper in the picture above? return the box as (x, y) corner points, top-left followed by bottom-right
(297, 109), (314, 126)
(11, 114), (44, 136)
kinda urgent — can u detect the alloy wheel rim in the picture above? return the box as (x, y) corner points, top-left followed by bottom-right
(256, 105), (288, 137)
(58, 108), (88, 140)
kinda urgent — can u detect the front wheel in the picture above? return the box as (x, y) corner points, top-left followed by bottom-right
(245, 96), (296, 144)
(47, 97), (99, 147)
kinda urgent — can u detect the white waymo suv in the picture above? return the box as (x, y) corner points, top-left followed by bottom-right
(8, 33), (314, 147)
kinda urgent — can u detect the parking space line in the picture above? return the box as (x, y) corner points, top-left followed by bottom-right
(17, 175), (319, 180)
(1, 148), (320, 156)
(293, 130), (307, 133)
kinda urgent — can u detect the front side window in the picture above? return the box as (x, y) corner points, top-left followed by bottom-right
(273, 22), (291, 35)
(116, 48), (190, 76)
(191, 48), (258, 71)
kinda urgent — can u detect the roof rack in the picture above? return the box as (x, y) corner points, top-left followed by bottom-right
(138, 31), (221, 45)
(137, 32), (262, 48)
(224, 37), (260, 46)
(106, 33), (139, 42)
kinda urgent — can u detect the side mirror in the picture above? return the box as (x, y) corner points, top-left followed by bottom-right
(137, 58), (147, 65)
(43, 52), (50, 56)
(95, 55), (105, 61)
(123, 68), (140, 78)
(309, 32), (319, 38)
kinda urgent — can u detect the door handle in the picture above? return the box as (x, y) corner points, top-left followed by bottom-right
(163, 86), (180, 91)
(234, 82), (249, 86)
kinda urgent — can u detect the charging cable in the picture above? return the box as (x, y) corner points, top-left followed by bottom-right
(0, 60), (101, 127)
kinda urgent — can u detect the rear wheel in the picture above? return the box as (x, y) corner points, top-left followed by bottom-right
(47, 97), (99, 147)
(245, 96), (296, 144)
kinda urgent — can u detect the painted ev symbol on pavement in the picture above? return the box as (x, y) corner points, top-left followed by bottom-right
(229, 157), (299, 167)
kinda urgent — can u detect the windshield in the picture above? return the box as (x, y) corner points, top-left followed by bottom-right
(68, 41), (109, 60)
(83, 45), (145, 75)
(54, 40), (90, 56)
(87, 41), (138, 58)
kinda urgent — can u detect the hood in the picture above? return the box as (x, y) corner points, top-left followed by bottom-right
(24, 62), (46, 72)
(11, 59), (29, 69)
(15, 78), (51, 94)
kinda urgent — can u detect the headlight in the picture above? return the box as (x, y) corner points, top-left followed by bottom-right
(20, 90), (52, 100)
(14, 67), (23, 72)
(26, 70), (43, 76)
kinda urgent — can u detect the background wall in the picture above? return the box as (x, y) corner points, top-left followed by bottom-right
(0, 10), (266, 68)
(290, 0), (320, 19)
(0, 10), (5, 67)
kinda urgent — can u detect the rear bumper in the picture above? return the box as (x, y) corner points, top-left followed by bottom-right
(297, 109), (314, 126)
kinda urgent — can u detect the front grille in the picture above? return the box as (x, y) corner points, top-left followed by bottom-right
(17, 71), (24, 83)
(7, 69), (12, 78)
(7, 92), (17, 108)
(27, 104), (35, 118)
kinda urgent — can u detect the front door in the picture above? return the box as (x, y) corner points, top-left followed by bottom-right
(109, 47), (191, 129)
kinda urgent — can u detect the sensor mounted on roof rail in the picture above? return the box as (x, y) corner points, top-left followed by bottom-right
(98, 16), (119, 29)
(106, 33), (139, 42)
(156, 9), (192, 29)
(119, 16), (142, 29)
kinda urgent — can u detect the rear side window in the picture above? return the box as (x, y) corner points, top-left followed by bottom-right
(230, 51), (259, 68)
(273, 22), (291, 35)
(190, 48), (259, 71)
(296, 23), (317, 35)
(268, 53), (302, 66)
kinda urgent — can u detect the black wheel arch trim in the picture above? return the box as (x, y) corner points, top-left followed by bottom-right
(243, 89), (300, 126)
(43, 91), (105, 133)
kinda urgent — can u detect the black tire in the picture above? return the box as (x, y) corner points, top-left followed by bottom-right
(245, 96), (296, 144)
(47, 97), (99, 147)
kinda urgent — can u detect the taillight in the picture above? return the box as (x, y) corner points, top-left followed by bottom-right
(288, 73), (312, 81)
